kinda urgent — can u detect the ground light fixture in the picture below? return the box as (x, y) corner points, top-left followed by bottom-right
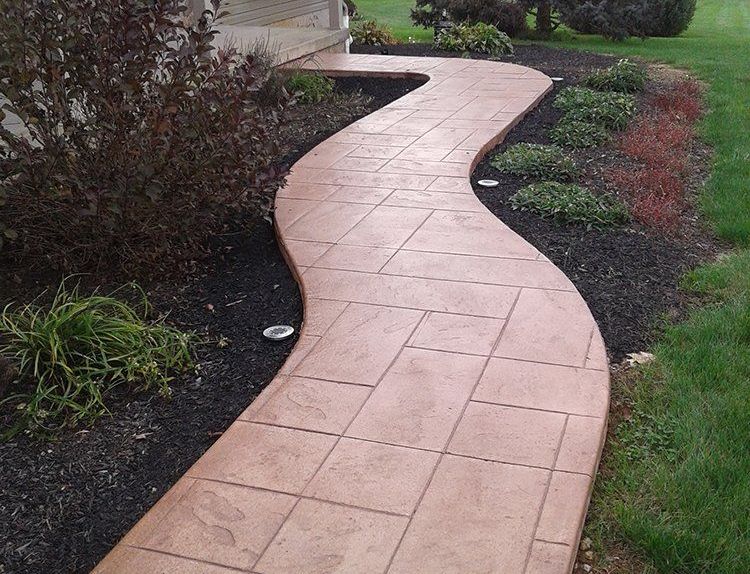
(477, 179), (500, 188)
(263, 325), (295, 341)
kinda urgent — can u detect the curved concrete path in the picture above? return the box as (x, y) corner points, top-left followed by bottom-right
(96, 54), (609, 574)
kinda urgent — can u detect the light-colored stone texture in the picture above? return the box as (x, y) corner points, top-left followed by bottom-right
(255, 499), (407, 574)
(347, 348), (486, 450)
(389, 455), (549, 573)
(304, 438), (439, 514)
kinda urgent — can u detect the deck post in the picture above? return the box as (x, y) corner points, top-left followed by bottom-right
(328, 0), (343, 29)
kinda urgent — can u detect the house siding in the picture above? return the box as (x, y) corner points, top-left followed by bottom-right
(220, 0), (331, 28)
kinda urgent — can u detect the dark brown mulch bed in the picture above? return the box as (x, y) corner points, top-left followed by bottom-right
(354, 43), (718, 362)
(0, 75), (425, 574)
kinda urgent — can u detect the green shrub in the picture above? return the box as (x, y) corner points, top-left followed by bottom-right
(435, 22), (514, 56)
(447, 0), (528, 37)
(351, 19), (397, 45)
(0, 0), (287, 276)
(510, 182), (629, 228)
(549, 119), (611, 149)
(0, 281), (193, 435)
(286, 72), (334, 105)
(641, 0), (697, 37)
(584, 59), (647, 93)
(491, 143), (578, 180)
(554, 87), (636, 130)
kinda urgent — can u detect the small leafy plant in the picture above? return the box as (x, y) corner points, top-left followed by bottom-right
(584, 59), (647, 93)
(0, 280), (193, 435)
(435, 22), (513, 56)
(510, 182), (629, 228)
(351, 19), (397, 45)
(286, 72), (334, 105)
(491, 143), (578, 180)
(554, 87), (636, 131)
(549, 119), (611, 149)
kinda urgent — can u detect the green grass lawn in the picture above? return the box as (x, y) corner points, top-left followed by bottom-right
(353, 1), (750, 572)
(355, 0), (433, 41)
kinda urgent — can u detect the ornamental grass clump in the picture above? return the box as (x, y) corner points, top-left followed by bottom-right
(0, 281), (193, 435)
(584, 59), (647, 93)
(510, 182), (629, 228)
(491, 143), (578, 180)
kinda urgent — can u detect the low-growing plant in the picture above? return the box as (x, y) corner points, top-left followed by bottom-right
(435, 22), (514, 56)
(0, 280), (194, 435)
(549, 119), (611, 149)
(554, 87), (636, 130)
(286, 72), (334, 105)
(351, 19), (397, 45)
(584, 59), (647, 93)
(491, 143), (578, 179)
(510, 182), (629, 228)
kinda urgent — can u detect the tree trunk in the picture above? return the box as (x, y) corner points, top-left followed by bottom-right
(536, 0), (553, 38)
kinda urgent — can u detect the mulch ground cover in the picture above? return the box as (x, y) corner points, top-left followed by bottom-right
(0, 75), (424, 574)
(354, 43), (719, 361)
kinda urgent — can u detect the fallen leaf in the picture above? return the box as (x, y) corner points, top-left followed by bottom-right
(626, 351), (655, 366)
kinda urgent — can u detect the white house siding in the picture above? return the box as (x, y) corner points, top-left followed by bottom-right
(220, 0), (331, 28)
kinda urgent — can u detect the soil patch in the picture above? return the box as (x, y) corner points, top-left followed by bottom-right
(355, 42), (719, 361)
(0, 75), (424, 574)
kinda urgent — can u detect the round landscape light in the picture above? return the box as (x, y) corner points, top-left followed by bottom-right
(551, 77), (564, 82)
(477, 179), (499, 188)
(263, 325), (295, 341)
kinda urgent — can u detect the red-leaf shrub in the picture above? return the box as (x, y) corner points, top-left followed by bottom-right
(606, 167), (684, 230)
(630, 192), (682, 230)
(0, 0), (287, 275)
(617, 113), (693, 172)
(649, 80), (703, 123)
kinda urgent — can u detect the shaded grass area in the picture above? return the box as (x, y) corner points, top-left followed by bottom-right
(354, 0), (750, 571)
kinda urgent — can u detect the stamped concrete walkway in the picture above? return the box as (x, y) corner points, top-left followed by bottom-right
(95, 54), (609, 574)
